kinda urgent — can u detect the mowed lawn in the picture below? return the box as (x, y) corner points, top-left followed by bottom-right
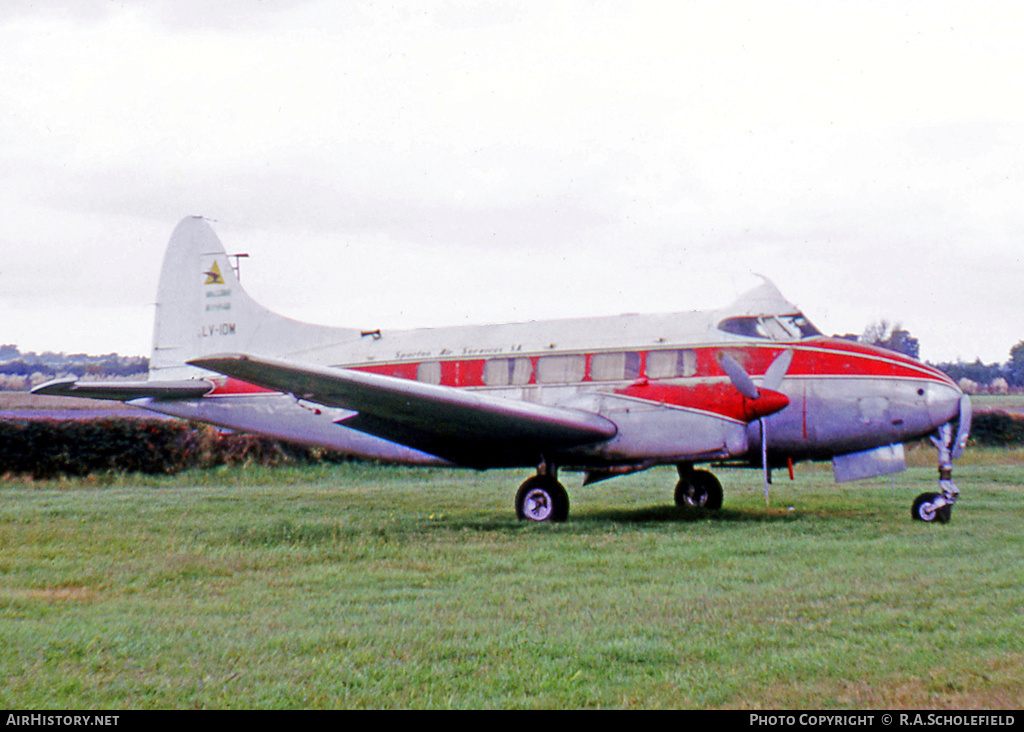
(1, 454), (1022, 709)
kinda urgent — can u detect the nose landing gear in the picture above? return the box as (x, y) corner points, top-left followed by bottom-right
(912, 423), (960, 524)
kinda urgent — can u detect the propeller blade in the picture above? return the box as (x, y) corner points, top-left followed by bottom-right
(718, 352), (760, 400)
(756, 349), (792, 506)
(763, 349), (794, 391)
(718, 350), (790, 506)
(761, 417), (771, 506)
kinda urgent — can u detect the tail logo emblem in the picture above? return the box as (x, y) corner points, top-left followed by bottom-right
(204, 261), (225, 285)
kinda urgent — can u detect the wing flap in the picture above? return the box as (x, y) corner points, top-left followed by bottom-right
(32, 378), (214, 402)
(188, 353), (617, 466)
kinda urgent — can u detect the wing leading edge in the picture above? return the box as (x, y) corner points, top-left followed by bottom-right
(189, 353), (618, 468)
(32, 378), (214, 401)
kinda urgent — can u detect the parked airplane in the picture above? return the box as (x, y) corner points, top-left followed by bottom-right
(35, 217), (971, 524)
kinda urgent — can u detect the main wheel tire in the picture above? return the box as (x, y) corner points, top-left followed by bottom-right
(515, 476), (570, 523)
(674, 469), (724, 510)
(911, 492), (952, 524)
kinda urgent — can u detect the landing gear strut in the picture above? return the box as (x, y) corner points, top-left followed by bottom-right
(515, 465), (569, 523)
(912, 423), (959, 524)
(674, 465), (724, 510)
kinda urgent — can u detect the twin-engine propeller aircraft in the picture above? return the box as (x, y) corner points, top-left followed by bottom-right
(36, 217), (971, 524)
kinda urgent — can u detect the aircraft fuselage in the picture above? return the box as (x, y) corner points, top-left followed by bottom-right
(144, 319), (962, 472)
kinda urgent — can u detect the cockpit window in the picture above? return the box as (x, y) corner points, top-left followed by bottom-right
(717, 317), (762, 338)
(718, 314), (821, 341)
(779, 315), (822, 338)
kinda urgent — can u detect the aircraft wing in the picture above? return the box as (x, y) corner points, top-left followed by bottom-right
(189, 353), (618, 467)
(32, 378), (214, 401)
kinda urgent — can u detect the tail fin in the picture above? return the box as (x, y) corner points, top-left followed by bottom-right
(150, 217), (357, 379)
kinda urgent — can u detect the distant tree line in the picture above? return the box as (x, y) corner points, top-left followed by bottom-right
(925, 336), (1024, 394)
(834, 320), (921, 360)
(0, 344), (147, 391)
(838, 323), (1024, 393)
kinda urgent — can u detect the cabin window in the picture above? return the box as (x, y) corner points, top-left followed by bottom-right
(536, 354), (586, 384)
(482, 357), (533, 386)
(646, 349), (697, 379)
(416, 361), (442, 385)
(590, 352), (641, 381)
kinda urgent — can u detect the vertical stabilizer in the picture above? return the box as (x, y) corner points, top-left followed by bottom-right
(150, 217), (357, 379)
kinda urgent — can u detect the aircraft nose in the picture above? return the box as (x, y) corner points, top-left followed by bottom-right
(923, 381), (963, 429)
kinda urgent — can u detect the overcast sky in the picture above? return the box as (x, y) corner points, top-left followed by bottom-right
(1, 0), (1021, 364)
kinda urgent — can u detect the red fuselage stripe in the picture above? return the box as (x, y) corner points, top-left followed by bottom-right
(346, 341), (953, 388)
(204, 340), (955, 401)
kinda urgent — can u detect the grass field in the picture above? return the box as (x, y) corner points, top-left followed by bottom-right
(971, 394), (1024, 415)
(2, 454), (1022, 709)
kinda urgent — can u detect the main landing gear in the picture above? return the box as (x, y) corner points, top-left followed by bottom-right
(911, 423), (960, 524)
(674, 464), (724, 510)
(515, 468), (570, 523)
(515, 463), (728, 523)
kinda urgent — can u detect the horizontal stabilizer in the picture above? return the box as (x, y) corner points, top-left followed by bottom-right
(31, 378), (214, 402)
(189, 353), (618, 467)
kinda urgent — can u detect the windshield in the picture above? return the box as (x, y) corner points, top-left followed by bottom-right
(718, 314), (822, 341)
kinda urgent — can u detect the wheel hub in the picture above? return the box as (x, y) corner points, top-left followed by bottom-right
(524, 488), (553, 521)
(681, 484), (707, 507)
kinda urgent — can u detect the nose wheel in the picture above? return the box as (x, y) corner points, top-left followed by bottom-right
(911, 492), (952, 524)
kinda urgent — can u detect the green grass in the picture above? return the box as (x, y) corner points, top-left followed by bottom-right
(972, 394), (1024, 413)
(2, 456), (1023, 709)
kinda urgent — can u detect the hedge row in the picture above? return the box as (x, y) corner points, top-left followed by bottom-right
(970, 411), (1024, 446)
(3, 412), (1022, 480)
(0, 418), (350, 479)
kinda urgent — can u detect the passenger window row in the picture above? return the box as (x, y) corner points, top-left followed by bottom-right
(452, 349), (698, 386)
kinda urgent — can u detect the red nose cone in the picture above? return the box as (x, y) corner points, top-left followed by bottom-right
(745, 389), (790, 421)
